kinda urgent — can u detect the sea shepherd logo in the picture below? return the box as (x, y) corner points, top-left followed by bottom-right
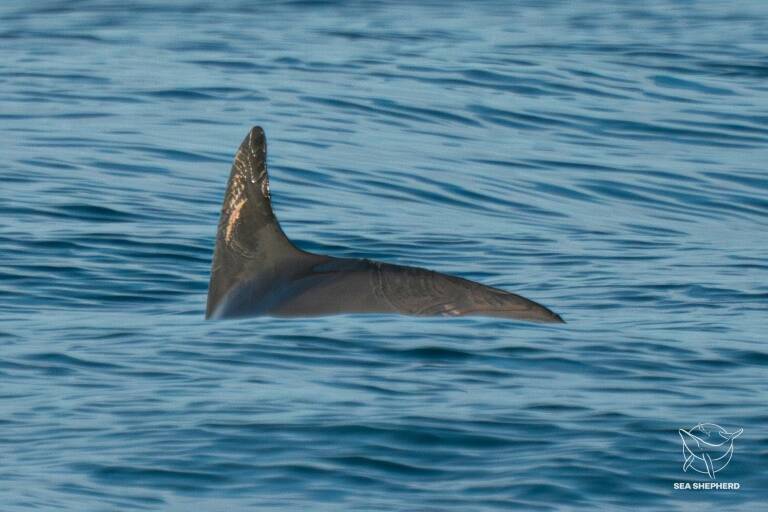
(674, 423), (742, 491)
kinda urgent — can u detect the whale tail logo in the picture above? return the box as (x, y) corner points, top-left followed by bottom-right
(679, 423), (742, 479)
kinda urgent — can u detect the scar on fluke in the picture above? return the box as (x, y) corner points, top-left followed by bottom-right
(206, 126), (563, 323)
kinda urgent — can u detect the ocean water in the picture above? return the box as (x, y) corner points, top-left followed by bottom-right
(1, 1), (767, 510)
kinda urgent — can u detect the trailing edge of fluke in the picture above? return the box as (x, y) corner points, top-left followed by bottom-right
(206, 126), (564, 323)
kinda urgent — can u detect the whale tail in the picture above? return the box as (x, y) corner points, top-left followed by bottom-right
(206, 126), (303, 318)
(725, 427), (743, 441)
(206, 127), (564, 322)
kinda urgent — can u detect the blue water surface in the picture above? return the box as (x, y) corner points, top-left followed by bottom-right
(1, 1), (767, 510)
